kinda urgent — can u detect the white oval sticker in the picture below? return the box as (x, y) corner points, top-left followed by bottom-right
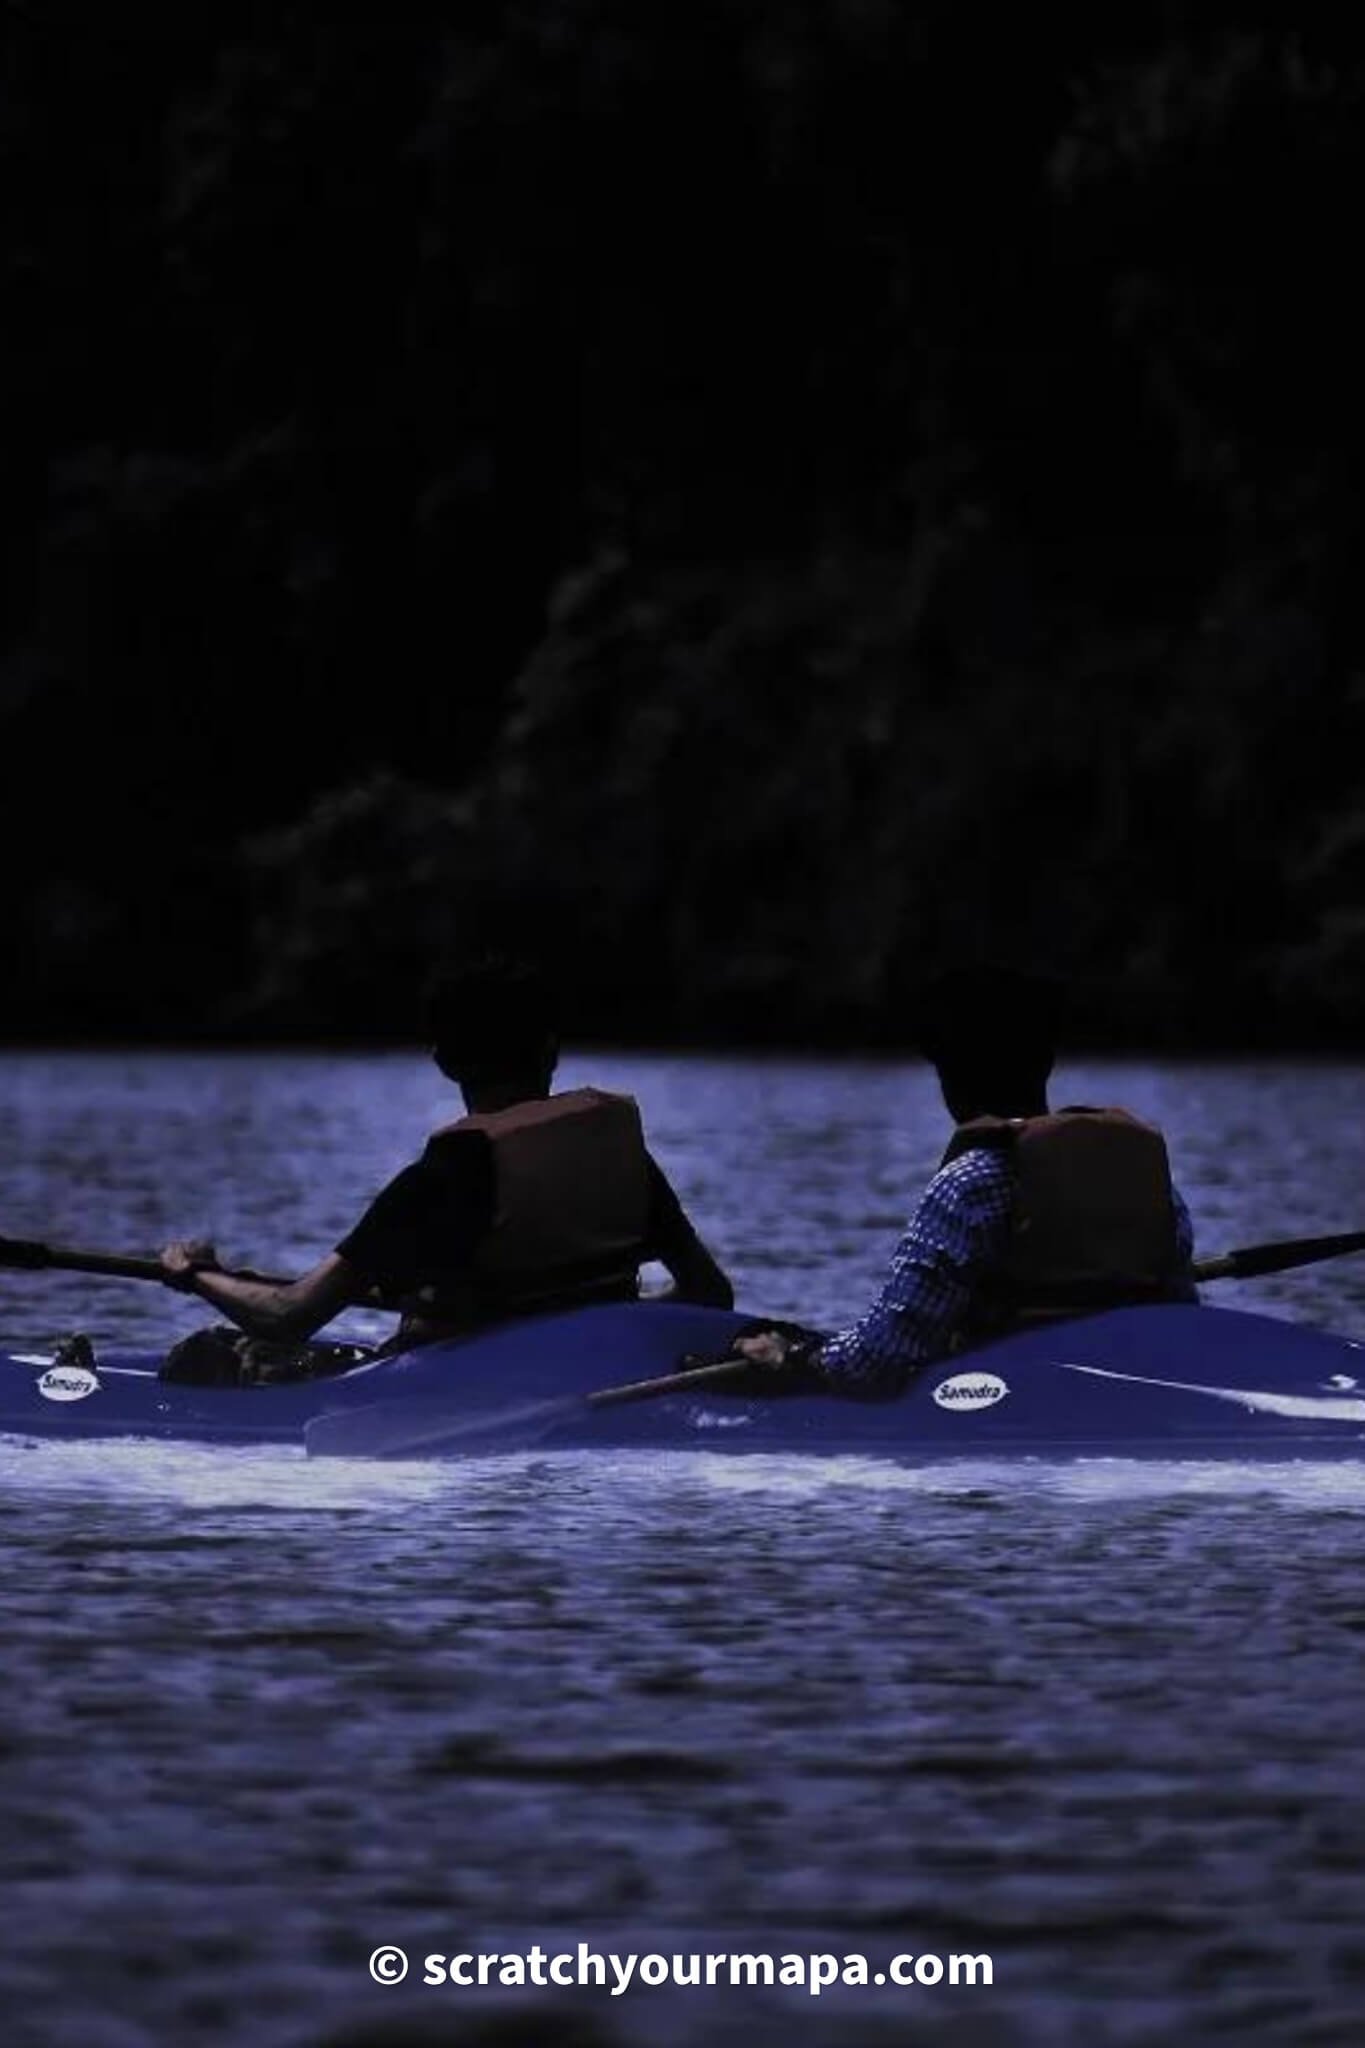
(37, 1365), (100, 1403)
(931, 1371), (1008, 1413)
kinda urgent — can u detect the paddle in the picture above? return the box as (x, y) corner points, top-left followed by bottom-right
(304, 1355), (756, 1460)
(11, 1222), (1365, 1294)
(1191, 1229), (1365, 1283)
(0, 1234), (286, 1286)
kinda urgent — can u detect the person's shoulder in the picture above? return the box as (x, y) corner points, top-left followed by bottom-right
(933, 1145), (1014, 1188)
(565, 1084), (641, 1112)
(561, 1087), (647, 1148)
(923, 1145), (1015, 1210)
(894, 1144), (1014, 1262)
(421, 1126), (493, 1174)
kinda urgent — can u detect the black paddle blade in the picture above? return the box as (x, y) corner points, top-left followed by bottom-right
(304, 1348), (764, 1459)
(0, 1235), (52, 1270)
(1197, 1229), (1365, 1283)
(305, 1392), (583, 1461)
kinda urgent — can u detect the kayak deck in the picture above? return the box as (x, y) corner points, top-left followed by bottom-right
(4, 1302), (1365, 1459)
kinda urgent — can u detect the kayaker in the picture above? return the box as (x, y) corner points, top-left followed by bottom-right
(735, 967), (1196, 1395)
(158, 956), (732, 1380)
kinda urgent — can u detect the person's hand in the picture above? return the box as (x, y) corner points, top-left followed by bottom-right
(160, 1239), (220, 1291)
(733, 1329), (800, 1372)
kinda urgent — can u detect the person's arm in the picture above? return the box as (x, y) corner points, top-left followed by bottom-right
(814, 1151), (1014, 1391)
(738, 1150), (1015, 1397)
(645, 1157), (734, 1308)
(161, 1243), (362, 1342)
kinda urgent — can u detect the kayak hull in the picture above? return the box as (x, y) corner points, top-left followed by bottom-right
(4, 1302), (1365, 1459)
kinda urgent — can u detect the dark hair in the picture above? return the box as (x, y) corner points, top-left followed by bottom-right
(424, 955), (558, 1085)
(914, 965), (1058, 1100)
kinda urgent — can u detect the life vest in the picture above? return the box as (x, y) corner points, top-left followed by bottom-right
(941, 1106), (1180, 1324)
(399, 1086), (653, 1339)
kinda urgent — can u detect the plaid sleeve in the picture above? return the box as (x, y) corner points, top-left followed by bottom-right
(816, 1148), (1015, 1395)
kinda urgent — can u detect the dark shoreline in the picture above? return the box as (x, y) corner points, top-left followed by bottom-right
(8, 18), (1365, 1074)
(3, 1034), (1363, 1061)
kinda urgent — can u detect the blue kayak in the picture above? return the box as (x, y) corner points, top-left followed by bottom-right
(3, 1301), (1365, 1459)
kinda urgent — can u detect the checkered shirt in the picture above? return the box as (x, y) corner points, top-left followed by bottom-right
(816, 1147), (1196, 1395)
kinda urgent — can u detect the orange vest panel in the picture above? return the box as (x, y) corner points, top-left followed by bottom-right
(440, 1086), (652, 1291)
(943, 1107), (1179, 1311)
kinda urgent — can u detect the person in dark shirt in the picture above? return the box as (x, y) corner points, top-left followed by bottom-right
(159, 958), (732, 1371)
(332, 1110), (727, 1337)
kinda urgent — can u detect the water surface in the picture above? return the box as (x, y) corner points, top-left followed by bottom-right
(3, 1051), (1364, 2047)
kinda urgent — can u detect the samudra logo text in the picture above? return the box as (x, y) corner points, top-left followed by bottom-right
(37, 1365), (101, 1403)
(931, 1372), (1009, 1413)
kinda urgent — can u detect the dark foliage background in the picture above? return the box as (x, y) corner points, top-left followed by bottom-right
(5, 1), (1365, 1046)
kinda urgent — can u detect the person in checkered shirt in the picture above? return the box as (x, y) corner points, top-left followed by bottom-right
(737, 969), (1196, 1397)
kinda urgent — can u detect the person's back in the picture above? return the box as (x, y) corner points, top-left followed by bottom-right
(939, 1101), (1186, 1333)
(377, 1083), (663, 1344)
(441, 1085), (650, 1299)
(341, 959), (732, 1345)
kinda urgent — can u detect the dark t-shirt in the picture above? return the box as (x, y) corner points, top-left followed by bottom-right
(337, 1128), (687, 1302)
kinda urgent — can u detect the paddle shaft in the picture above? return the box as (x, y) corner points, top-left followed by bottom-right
(1191, 1229), (1365, 1283)
(0, 1235), (286, 1287)
(586, 1357), (754, 1408)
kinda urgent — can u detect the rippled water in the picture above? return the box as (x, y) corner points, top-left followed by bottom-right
(3, 1051), (1365, 2048)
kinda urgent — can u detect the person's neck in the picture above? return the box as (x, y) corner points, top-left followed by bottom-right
(462, 1078), (552, 1115)
(959, 1093), (1050, 1124)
